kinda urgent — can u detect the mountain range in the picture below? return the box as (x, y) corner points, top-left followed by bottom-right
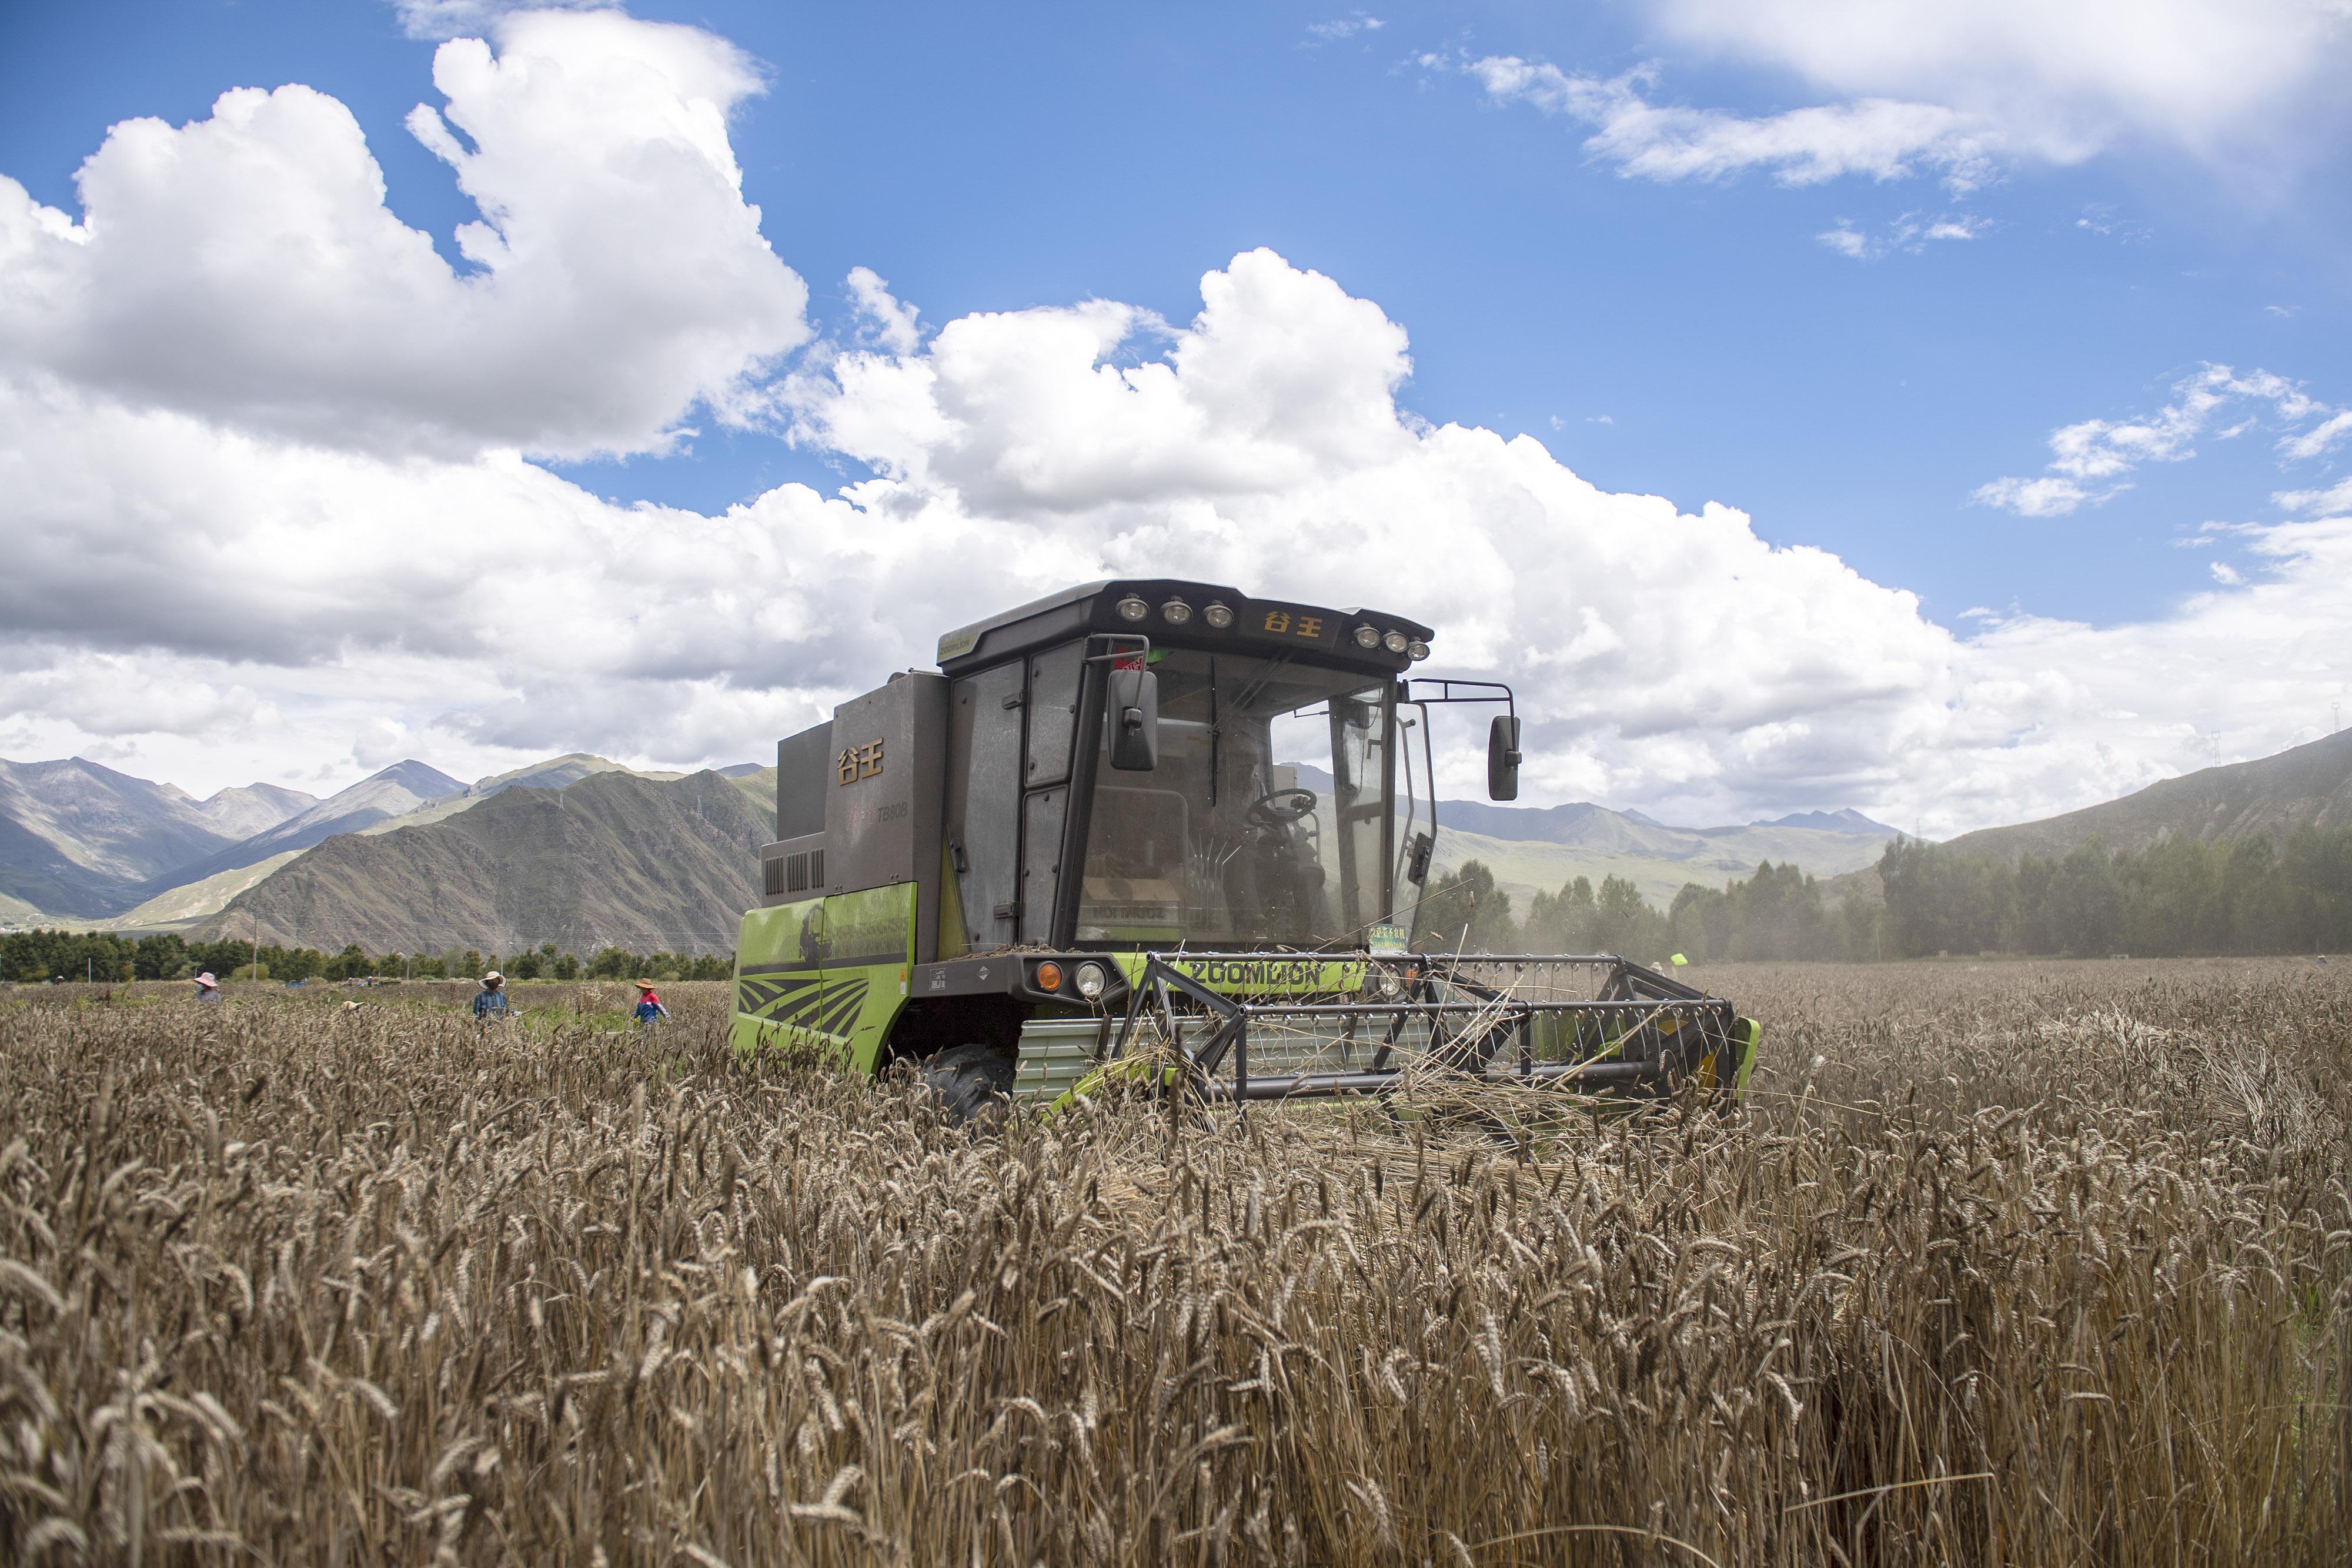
(1753, 808), (1897, 835)
(4, 727), (2344, 955)
(193, 781), (319, 840)
(1940, 728), (2352, 862)
(146, 760), (468, 895)
(1295, 768), (1899, 910)
(0, 757), (315, 917)
(1819, 727), (2352, 910)
(189, 768), (767, 956)
(0, 748), (790, 952)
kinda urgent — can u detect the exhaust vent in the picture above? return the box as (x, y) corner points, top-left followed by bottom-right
(764, 848), (826, 897)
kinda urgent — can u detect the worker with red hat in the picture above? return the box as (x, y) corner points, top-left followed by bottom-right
(633, 979), (670, 1027)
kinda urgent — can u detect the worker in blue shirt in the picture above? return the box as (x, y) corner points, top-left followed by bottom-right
(633, 979), (670, 1027)
(472, 970), (509, 1021)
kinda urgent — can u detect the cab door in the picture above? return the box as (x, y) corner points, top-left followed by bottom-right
(945, 661), (1024, 954)
(730, 895), (828, 1054)
(814, 882), (918, 1074)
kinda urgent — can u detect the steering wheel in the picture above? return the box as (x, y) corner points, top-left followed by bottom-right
(1246, 787), (1319, 827)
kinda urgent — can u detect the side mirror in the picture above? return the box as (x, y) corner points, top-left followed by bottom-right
(1109, 666), (1160, 771)
(1405, 831), (1434, 885)
(1487, 714), (1521, 801)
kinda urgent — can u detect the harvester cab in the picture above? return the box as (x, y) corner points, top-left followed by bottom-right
(733, 580), (1759, 1118)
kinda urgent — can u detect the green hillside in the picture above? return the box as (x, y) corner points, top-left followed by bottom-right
(102, 852), (302, 930)
(1424, 820), (1889, 912)
(729, 765), (776, 821)
(1942, 728), (2352, 863)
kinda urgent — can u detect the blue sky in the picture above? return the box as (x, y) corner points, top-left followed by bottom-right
(9, 1), (2343, 621)
(2, 1), (2349, 828)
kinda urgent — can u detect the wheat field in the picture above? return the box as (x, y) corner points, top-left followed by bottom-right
(2, 961), (2348, 1564)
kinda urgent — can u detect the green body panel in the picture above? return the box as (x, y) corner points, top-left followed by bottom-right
(731, 898), (825, 1057)
(1731, 1017), (1762, 1096)
(1045, 1054), (1184, 1119)
(1686, 1015), (1762, 1099)
(1010, 1018), (1107, 1102)
(731, 884), (916, 1074)
(820, 884), (918, 1075)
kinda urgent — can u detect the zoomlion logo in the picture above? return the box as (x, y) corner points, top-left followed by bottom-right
(1177, 958), (1332, 990)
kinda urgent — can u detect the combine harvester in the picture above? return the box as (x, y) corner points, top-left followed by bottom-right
(732, 580), (1759, 1119)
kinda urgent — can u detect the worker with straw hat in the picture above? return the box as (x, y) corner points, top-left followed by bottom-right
(632, 979), (670, 1027)
(473, 969), (509, 1021)
(193, 971), (222, 1002)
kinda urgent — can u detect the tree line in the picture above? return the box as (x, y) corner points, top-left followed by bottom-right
(0, 930), (734, 985)
(1415, 824), (2348, 963)
(1878, 825), (2352, 958)
(19, 823), (2337, 982)
(1416, 859), (1883, 964)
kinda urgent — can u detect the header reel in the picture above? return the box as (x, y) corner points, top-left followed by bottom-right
(1070, 949), (1759, 1115)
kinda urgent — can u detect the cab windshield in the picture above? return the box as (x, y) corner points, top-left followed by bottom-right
(1076, 650), (1392, 949)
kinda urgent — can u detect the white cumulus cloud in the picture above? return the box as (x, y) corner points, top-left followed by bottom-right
(6, 11), (2352, 838)
(1647, 0), (2352, 165)
(1444, 2), (2350, 208)
(784, 253), (2352, 831)
(0, 9), (808, 460)
(844, 266), (923, 356)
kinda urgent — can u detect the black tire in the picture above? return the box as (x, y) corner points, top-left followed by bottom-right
(917, 1043), (1017, 1126)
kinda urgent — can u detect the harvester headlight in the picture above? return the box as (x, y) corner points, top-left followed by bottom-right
(1407, 639), (1429, 661)
(1382, 630), (1409, 654)
(1352, 624), (1381, 650)
(1034, 961), (1063, 991)
(1074, 962), (1107, 1001)
(1115, 596), (1149, 622)
(1161, 599), (1192, 626)
(1202, 602), (1234, 630)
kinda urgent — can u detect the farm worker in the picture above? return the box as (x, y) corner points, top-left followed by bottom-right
(472, 970), (509, 1020)
(193, 971), (222, 1002)
(633, 979), (670, 1027)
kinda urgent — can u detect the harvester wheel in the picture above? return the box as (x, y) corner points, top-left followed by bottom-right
(918, 1044), (1016, 1127)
